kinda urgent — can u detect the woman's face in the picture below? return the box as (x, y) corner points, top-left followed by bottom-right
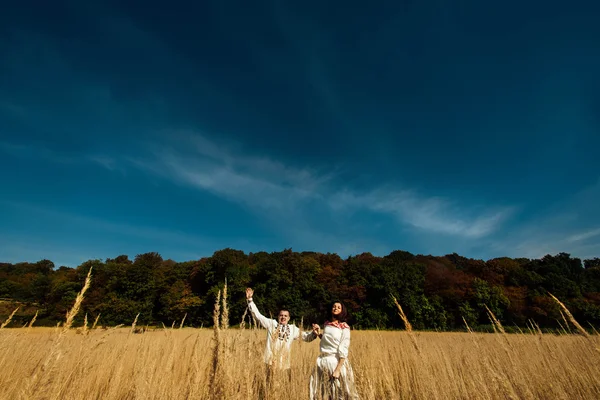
(332, 302), (343, 316)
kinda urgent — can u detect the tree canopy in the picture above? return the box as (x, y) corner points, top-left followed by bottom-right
(1, 250), (599, 331)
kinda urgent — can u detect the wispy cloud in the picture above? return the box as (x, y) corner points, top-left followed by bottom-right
(88, 155), (118, 171)
(0, 132), (521, 258)
(126, 132), (512, 241)
(567, 228), (600, 243)
(335, 189), (514, 238)
(126, 131), (333, 212)
(87, 154), (130, 176)
(4, 129), (507, 243)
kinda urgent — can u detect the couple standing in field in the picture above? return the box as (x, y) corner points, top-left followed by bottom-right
(246, 287), (360, 400)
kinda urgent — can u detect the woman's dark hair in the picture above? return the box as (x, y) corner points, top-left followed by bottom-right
(329, 301), (348, 323)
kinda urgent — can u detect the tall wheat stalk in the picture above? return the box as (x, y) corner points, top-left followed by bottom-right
(130, 313), (140, 334)
(1, 306), (20, 329)
(209, 289), (224, 399)
(559, 310), (572, 334)
(391, 295), (412, 332)
(485, 305), (506, 335)
(83, 313), (89, 335)
(92, 314), (101, 330)
(548, 292), (589, 338)
(239, 306), (249, 329)
(20, 266), (93, 400)
(555, 317), (569, 335)
(462, 316), (474, 334)
(221, 278), (229, 330)
(391, 295), (420, 354)
(63, 267), (93, 333)
(26, 310), (38, 332)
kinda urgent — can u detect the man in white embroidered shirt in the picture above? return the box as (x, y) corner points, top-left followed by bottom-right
(246, 287), (312, 380)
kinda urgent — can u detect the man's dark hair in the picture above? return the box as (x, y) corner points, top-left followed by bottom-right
(278, 309), (290, 316)
(329, 301), (348, 323)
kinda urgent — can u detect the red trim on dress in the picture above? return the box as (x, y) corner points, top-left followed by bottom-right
(325, 320), (350, 329)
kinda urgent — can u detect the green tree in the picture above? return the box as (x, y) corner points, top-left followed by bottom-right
(471, 278), (510, 323)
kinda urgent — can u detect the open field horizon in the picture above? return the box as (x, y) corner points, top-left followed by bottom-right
(2, 269), (600, 399)
(1, 326), (599, 400)
(2, 2), (599, 398)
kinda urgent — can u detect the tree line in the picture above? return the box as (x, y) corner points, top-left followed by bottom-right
(1, 249), (599, 331)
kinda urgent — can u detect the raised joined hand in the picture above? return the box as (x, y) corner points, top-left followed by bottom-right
(312, 323), (320, 335)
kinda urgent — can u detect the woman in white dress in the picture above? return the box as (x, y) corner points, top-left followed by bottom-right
(305, 301), (360, 399)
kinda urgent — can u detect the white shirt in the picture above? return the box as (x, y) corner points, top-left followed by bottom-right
(247, 299), (313, 369)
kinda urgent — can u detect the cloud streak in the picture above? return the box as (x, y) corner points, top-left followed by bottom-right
(336, 189), (514, 238)
(126, 132), (513, 241)
(567, 228), (600, 243)
(1, 132), (515, 242)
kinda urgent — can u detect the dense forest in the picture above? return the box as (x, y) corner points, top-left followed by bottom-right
(1, 249), (600, 332)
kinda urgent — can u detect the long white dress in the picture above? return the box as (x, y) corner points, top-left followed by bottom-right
(305, 321), (360, 399)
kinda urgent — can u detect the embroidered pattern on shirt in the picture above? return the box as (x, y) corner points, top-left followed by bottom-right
(272, 323), (291, 341)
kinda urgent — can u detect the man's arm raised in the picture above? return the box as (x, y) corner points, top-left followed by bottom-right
(245, 287), (274, 329)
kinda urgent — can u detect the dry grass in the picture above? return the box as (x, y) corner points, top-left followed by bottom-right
(0, 306), (19, 329)
(1, 278), (599, 399)
(548, 292), (590, 338)
(0, 327), (599, 399)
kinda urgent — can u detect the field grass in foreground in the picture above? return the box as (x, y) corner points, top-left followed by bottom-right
(1, 326), (599, 399)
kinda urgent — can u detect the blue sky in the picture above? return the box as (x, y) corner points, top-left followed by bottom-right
(1, 1), (599, 267)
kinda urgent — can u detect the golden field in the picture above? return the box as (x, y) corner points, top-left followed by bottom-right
(1, 273), (599, 399)
(1, 325), (600, 400)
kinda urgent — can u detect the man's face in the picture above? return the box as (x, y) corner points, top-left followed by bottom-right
(278, 310), (290, 325)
